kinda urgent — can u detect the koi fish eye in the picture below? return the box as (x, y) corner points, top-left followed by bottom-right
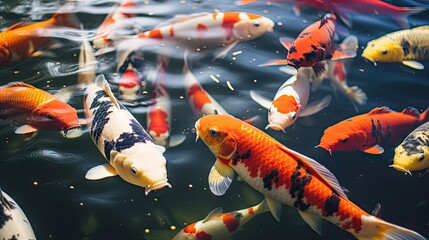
(253, 22), (260, 27)
(47, 113), (55, 119)
(341, 137), (349, 143)
(419, 154), (425, 161)
(131, 166), (138, 176)
(209, 128), (219, 137)
(382, 49), (388, 55)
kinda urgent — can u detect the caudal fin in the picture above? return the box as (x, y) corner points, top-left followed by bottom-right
(346, 85), (367, 111)
(392, 7), (426, 28)
(419, 107), (429, 123)
(357, 215), (426, 240)
(51, 3), (80, 29)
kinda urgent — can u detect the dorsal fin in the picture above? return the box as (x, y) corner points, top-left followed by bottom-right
(367, 106), (394, 115)
(413, 26), (429, 31)
(5, 21), (33, 31)
(277, 144), (348, 199)
(4, 82), (35, 89)
(402, 107), (420, 118)
(95, 74), (121, 109)
(0, 189), (12, 210)
(202, 207), (223, 223)
(155, 12), (211, 28)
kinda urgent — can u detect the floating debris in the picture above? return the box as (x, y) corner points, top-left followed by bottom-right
(226, 81), (235, 91)
(209, 74), (220, 83)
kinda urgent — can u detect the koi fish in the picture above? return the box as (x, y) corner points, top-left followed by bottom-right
(83, 74), (170, 194)
(250, 68), (331, 132)
(116, 50), (146, 104)
(312, 35), (367, 111)
(261, 14), (355, 78)
(318, 106), (429, 155)
(93, 0), (138, 54)
(0, 82), (80, 136)
(362, 26), (429, 70)
(134, 12), (274, 59)
(172, 200), (268, 240)
(195, 114), (426, 240)
(392, 121), (429, 175)
(147, 56), (186, 147)
(236, 0), (424, 28)
(0, 3), (79, 65)
(0, 189), (36, 240)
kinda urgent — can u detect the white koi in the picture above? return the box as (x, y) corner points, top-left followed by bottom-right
(83, 74), (170, 194)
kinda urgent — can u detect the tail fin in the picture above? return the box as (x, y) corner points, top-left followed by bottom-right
(419, 107), (429, 123)
(392, 7), (426, 28)
(235, 0), (258, 5)
(346, 85), (367, 111)
(51, 3), (80, 29)
(357, 216), (426, 240)
(252, 199), (269, 215)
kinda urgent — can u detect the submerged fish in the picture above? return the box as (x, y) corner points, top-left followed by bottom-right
(173, 200), (268, 240)
(318, 106), (429, 155)
(0, 3), (79, 65)
(236, 0), (424, 28)
(261, 14), (354, 77)
(195, 114), (426, 240)
(250, 68), (331, 132)
(117, 50), (146, 104)
(83, 74), (170, 194)
(147, 56), (186, 148)
(0, 189), (36, 240)
(0, 82), (80, 136)
(134, 11), (274, 59)
(362, 26), (429, 70)
(392, 121), (429, 175)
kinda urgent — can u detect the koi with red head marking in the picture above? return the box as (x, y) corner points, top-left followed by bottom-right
(195, 114), (426, 239)
(318, 106), (429, 155)
(173, 200), (268, 240)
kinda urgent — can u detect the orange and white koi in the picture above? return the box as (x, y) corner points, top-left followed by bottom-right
(116, 49), (146, 104)
(318, 107), (429, 155)
(312, 35), (367, 111)
(93, 0), (138, 52)
(250, 68), (331, 132)
(147, 56), (185, 147)
(0, 82), (80, 136)
(0, 3), (79, 65)
(173, 200), (268, 240)
(134, 12), (274, 59)
(261, 14), (354, 78)
(195, 114), (426, 240)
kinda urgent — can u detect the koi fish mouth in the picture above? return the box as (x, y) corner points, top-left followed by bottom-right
(315, 143), (332, 155)
(62, 125), (82, 138)
(389, 164), (412, 176)
(265, 123), (285, 133)
(361, 53), (377, 66)
(145, 180), (172, 195)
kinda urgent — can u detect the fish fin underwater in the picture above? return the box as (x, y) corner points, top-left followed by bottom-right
(85, 163), (118, 180)
(402, 60), (424, 70)
(168, 134), (186, 148)
(361, 144), (385, 154)
(265, 196), (282, 222)
(95, 74), (122, 110)
(15, 125), (38, 134)
(249, 90), (271, 109)
(208, 159), (235, 196)
(51, 2), (80, 29)
(298, 210), (323, 236)
(391, 7), (427, 29)
(202, 207), (223, 223)
(298, 95), (331, 117)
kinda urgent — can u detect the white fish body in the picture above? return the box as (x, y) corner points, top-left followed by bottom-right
(251, 68), (331, 131)
(0, 190), (36, 240)
(83, 74), (170, 194)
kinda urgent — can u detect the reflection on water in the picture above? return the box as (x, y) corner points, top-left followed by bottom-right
(0, 0), (428, 240)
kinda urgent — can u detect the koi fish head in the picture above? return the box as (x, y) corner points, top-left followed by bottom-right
(115, 145), (170, 194)
(195, 115), (240, 159)
(318, 124), (367, 154)
(32, 99), (80, 134)
(118, 69), (143, 103)
(266, 95), (299, 131)
(233, 13), (274, 40)
(392, 144), (428, 174)
(362, 37), (403, 63)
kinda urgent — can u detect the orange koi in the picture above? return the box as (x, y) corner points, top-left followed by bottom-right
(0, 3), (79, 65)
(195, 114), (426, 240)
(261, 14), (354, 78)
(318, 106), (429, 155)
(0, 82), (80, 136)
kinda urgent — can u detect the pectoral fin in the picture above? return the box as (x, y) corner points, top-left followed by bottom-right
(168, 134), (186, 147)
(265, 196), (282, 222)
(202, 207), (223, 223)
(212, 41), (238, 61)
(15, 125), (38, 134)
(85, 163), (118, 180)
(312, 62), (328, 79)
(331, 50), (356, 61)
(402, 60), (424, 70)
(298, 211), (323, 235)
(208, 159), (234, 196)
(249, 90), (271, 109)
(31, 50), (56, 58)
(299, 95), (331, 117)
(361, 145), (384, 154)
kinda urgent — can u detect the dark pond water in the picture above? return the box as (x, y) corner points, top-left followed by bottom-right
(0, 0), (428, 239)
